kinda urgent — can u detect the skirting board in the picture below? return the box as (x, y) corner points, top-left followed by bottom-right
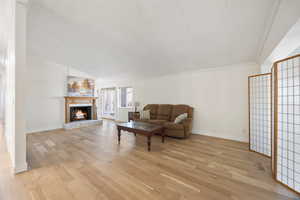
(192, 129), (248, 143)
(27, 127), (64, 135)
(14, 162), (28, 174)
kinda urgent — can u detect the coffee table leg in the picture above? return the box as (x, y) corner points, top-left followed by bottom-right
(147, 136), (151, 151)
(118, 128), (121, 144)
(162, 129), (165, 143)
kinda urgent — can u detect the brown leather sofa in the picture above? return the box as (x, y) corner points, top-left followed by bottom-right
(134, 104), (193, 138)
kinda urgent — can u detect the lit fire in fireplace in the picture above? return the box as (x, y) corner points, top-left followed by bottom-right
(70, 106), (91, 122)
(75, 110), (87, 119)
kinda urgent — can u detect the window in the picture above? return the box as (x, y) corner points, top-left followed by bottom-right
(102, 88), (116, 115)
(119, 87), (133, 108)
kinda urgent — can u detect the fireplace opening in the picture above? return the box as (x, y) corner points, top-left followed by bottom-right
(70, 106), (92, 122)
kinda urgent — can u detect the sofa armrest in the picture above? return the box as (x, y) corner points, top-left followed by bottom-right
(181, 118), (193, 137)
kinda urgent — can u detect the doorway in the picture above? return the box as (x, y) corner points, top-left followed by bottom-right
(99, 87), (117, 119)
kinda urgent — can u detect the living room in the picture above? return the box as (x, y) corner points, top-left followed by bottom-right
(1, 0), (300, 199)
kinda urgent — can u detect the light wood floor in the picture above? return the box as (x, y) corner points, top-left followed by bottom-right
(1, 120), (300, 200)
(0, 124), (31, 200)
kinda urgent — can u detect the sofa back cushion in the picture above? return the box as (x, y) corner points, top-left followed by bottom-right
(157, 104), (173, 120)
(143, 104), (158, 119)
(170, 105), (193, 122)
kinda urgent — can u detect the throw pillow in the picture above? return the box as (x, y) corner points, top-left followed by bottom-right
(140, 110), (150, 120)
(174, 113), (188, 124)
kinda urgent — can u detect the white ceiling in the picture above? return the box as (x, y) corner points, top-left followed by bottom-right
(28, 0), (276, 79)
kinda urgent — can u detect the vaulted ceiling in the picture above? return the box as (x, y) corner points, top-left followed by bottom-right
(28, 0), (276, 79)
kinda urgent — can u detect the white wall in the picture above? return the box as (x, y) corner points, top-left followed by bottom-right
(0, 0), (28, 173)
(0, 0), (15, 165)
(26, 53), (94, 133)
(0, 67), (6, 121)
(96, 62), (259, 142)
(14, 0), (28, 173)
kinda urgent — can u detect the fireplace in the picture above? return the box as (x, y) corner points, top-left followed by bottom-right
(64, 96), (98, 123)
(64, 96), (102, 129)
(70, 105), (92, 122)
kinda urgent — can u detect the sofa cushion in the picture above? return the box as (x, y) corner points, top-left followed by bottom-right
(157, 104), (173, 121)
(135, 119), (166, 125)
(170, 105), (191, 122)
(140, 110), (150, 120)
(164, 122), (184, 130)
(143, 104), (158, 119)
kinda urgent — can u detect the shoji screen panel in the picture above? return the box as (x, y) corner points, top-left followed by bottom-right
(272, 66), (276, 177)
(249, 73), (272, 157)
(274, 54), (300, 193)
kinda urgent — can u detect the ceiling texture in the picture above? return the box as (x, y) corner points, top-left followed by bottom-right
(28, 0), (277, 79)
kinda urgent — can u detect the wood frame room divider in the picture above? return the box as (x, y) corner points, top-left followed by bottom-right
(248, 54), (300, 194)
(273, 54), (300, 194)
(248, 73), (272, 157)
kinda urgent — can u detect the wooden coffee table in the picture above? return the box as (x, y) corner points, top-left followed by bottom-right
(116, 121), (165, 151)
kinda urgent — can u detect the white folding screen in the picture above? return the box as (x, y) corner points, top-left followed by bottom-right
(274, 55), (300, 193)
(249, 73), (272, 157)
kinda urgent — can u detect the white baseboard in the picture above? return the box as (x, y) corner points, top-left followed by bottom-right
(26, 125), (63, 134)
(192, 129), (248, 143)
(192, 129), (209, 135)
(14, 162), (28, 174)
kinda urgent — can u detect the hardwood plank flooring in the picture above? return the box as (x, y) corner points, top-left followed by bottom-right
(1, 120), (300, 200)
(0, 124), (31, 200)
